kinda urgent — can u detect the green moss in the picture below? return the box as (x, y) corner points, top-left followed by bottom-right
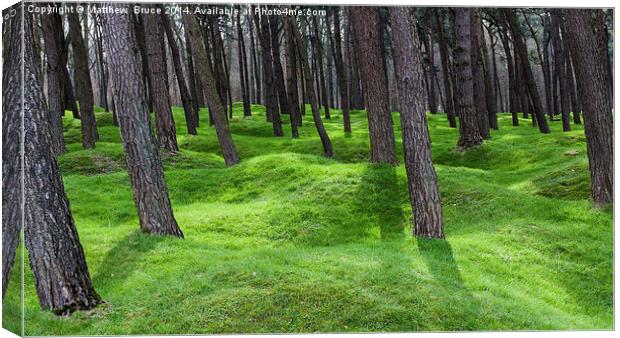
(6, 104), (611, 334)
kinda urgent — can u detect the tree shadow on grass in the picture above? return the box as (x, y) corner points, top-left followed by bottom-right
(92, 231), (164, 288)
(417, 238), (481, 330)
(354, 164), (406, 240)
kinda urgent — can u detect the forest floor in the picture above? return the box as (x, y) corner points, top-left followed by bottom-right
(2, 104), (613, 334)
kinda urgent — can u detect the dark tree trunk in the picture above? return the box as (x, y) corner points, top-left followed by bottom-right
(562, 23), (581, 125)
(236, 7), (252, 117)
(422, 12), (438, 114)
(391, 7), (444, 239)
(161, 9), (197, 135)
(209, 16), (231, 117)
(470, 9), (490, 139)
(22, 10), (102, 314)
(350, 6), (398, 165)
(102, 4), (184, 237)
(454, 8), (484, 149)
(93, 12), (109, 112)
(498, 25), (519, 126)
(287, 13), (333, 157)
(248, 14), (261, 104)
(41, 10), (66, 155)
(62, 66), (80, 119)
(550, 10), (571, 131)
(504, 9), (550, 133)
(284, 14), (301, 137)
(435, 10), (457, 128)
(143, 9), (179, 152)
(346, 19), (364, 110)
(68, 10), (99, 149)
(132, 14), (154, 114)
(185, 27), (202, 126)
(2, 8), (23, 299)
(269, 15), (291, 115)
(480, 23), (498, 130)
(524, 11), (551, 118)
(184, 11), (240, 166)
(254, 9), (283, 135)
(332, 7), (352, 133)
(313, 17), (331, 119)
(564, 9), (613, 208)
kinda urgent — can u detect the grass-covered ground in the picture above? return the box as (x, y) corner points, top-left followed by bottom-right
(2, 103), (613, 334)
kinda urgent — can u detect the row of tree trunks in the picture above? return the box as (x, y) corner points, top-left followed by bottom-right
(331, 7), (352, 133)
(235, 6), (252, 117)
(283, 14), (301, 138)
(435, 10), (457, 128)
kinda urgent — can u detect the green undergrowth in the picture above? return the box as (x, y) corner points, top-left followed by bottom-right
(3, 103), (612, 334)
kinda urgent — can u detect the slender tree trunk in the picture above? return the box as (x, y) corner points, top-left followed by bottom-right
(143, 9), (179, 152)
(550, 10), (571, 131)
(480, 23), (498, 130)
(269, 15), (291, 116)
(184, 11), (240, 165)
(454, 8), (484, 149)
(470, 9), (490, 139)
(504, 9), (550, 133)
(161, 10), (197, 135)
(350, 6), (397, 164)
(313, 17), (331, 119)
(236, 7), (251, 117)
(185, 28), (202, 126)
(22, 9), (102, 314)
(435, 10), (457, 128)
(391, 7), (444, 238)
(498, 26), (519, 126)
(346, 19), (364, 110)
(564, 9), (613, 208)
(284, 14), (301, 138)
(68, 10), (99, 149)
(102, 4), (184, 237)
(248, 14), (261, 104)
(332, 7), (352, 133)
(41, 10), (66, 155)
(287, 13), (333, 157)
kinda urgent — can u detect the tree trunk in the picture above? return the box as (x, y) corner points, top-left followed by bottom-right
(480, 23), (498, 130)
(470, 9), (490, 139)
(332, 7), (352, 133)
(185, 27), (202, 126)
(391, 7), (444, 239)
(287, 13), (333, 157)
(41, 10), (66, 155)
(550, 10), (571, 131)
(161, 9), (197, 135)
(346, 18), (364, 110)
(254, 9), (283, 135)
(350, 6), (397, 165)
(504, 9), (550, 133)
(2, 9), (23, 299)
(93, 12), (109, 112)
(102, 4), (184, 237)
(68, 10), (99, 149)
(248, 14), (261, 104)
(22, 9), (102, 314)
(143, 9), (179, 152)
(284, 14), (301, 137)
(313, 17), (331, 119)
(498, 25), (519, 126)
(236, 7), (252, 117)
(454, 8), (484, 149)
(435, 10), (457, 128)
(184, 11), (240, 166)
(563, 9), (613, 208)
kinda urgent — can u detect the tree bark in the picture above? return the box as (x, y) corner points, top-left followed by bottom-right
(68, 10), (99, 149)
(313, 17), (331, 119)
(22, 9), (102, 314)
(161, 9), (197, 135)
(284, 14), (301, 137)
(350, 6), (397, 165)
(248, 14), (261, 104)
(563, 9), (613, 208)
(184, 10), (240, 165)
(2, 8), (23, 299)
(391, 7), (444, 239)
(287, 14), (333, 157)
(41, 9), (66, 155)
(345, 18), (364, 110)
(102, 4), (184, 237)
(185, 27), (202, 125)
(498, 25), (519, 126)
(454, 8), (484, 149)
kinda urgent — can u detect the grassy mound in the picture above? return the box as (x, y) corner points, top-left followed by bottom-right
(2, 104), (611, 334)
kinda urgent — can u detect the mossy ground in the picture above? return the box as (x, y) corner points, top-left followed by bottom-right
(2, 103), (612, 334)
